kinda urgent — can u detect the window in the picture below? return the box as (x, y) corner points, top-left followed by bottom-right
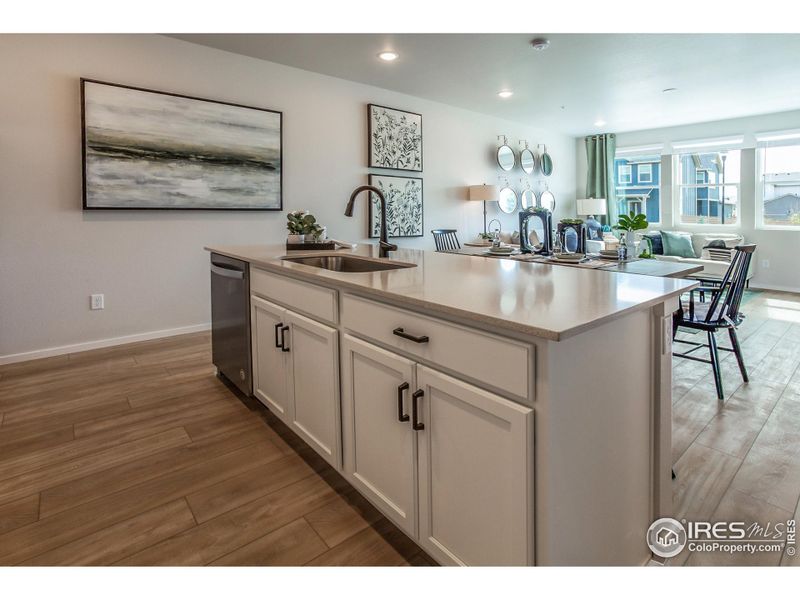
(626, 199), (643, 215)
(614, 153), (661, 223)
(619, 164), (632, 184)
(675, 148), (740, 225)
(757, 142), (800, 228)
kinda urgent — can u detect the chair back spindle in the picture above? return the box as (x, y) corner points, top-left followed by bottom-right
(704, 244), (755, 324)
(431, 229), (461, 252)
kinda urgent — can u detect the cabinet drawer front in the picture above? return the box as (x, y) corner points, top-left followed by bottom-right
(341, 294), (531, 400)
(251, 268), (337, 325)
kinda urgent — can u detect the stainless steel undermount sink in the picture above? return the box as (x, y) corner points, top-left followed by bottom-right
(281, 255), (416, 273)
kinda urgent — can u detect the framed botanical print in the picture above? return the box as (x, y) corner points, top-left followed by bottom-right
(81, 79), (282, 210)
(368, 104), (423, 172)
(368, 174), (424, 238)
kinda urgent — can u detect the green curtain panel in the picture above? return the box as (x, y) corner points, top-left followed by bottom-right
(585, 133), (617, 226)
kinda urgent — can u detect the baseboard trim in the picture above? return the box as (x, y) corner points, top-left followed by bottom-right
(0, 323), (211, 366)
(749, 283), (800, 294)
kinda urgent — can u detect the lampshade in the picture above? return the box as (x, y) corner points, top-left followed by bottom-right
(576, 198), (607, 216)
(468, 184), (498, 202)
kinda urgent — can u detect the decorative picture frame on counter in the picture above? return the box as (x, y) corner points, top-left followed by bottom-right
(81, 78), (283, 210)
(368, 104), (423, 172)
(368, 174), (424, 238)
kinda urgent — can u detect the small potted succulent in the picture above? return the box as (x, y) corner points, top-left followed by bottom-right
(287, 211), (325, 243)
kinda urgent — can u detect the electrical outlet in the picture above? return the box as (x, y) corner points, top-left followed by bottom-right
(90, 294), (104, 310)
(762, 259), (770, 269)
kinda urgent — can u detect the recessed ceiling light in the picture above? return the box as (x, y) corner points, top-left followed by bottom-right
(530, 38), (551, 51)
(594, 120), (606, 127)
(662, 87), (678, 93)
(378, 51), (399, 62)
(497, 90), (514, 99)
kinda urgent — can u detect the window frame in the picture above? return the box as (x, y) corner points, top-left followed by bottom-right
(638, 163), (653, 184)
(673, 150), (741, 228)
(755, 144), (800, 231)
(618, 164), (632, 185)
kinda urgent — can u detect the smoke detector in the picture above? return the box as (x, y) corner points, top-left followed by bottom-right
(530, 38), (551, 51)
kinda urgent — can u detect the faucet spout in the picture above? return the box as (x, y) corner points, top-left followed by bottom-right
(345, 185), (398, 258)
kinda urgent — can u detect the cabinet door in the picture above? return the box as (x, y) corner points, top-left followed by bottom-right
(341, 335), (417, 536)
(416, 366), (534, 566)
(251, 295), (290, 423)
(286, 310), (341, 469)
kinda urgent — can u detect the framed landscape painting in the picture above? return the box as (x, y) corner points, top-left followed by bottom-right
(81, 79), (282, 210)
(368, 174), (424, 238)
(368, 104), (423, 172)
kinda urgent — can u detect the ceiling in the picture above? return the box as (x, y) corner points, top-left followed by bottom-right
(169, 34), (800, 137)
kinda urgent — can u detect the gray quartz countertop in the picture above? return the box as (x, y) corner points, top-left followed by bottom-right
(205, 244), (697, 341)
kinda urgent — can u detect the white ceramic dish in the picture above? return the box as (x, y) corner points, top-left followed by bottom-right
(551, 253), (585, 263)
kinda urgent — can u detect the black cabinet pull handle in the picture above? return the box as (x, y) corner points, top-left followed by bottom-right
(274, 322), (284, 348)
(393, 327), (429, 344)
(397, 382), (410, 422)
(280, 325), (290, 352)
(412, 389), (425, 431)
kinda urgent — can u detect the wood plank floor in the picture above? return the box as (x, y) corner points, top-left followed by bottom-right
(0, 289), (798, 566)
(670, 289), (800, 566)
(0, 332), (433, 566)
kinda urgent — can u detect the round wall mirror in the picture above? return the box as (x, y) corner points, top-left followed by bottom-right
(520, 189), (537, 209)
(540, 189), (556, 212)
(520, 148), (536, 175)
(498, 186), (518, 213)
(497, 145), (516, 171)
(540, 147), (554, 176)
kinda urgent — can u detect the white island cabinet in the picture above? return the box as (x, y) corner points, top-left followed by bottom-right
(250, 271), (341, 469)
(207, 243), (697, 566)
(340, 294), (534, 565)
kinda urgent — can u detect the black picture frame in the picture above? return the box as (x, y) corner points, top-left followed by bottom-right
(368, 103), (423, 172)
(368, 173), (424, 238)
(81, 78), (283, 211)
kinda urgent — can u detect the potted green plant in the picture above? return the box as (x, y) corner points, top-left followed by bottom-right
(287, 211), (325, 243)
(613, 210), (648, 256)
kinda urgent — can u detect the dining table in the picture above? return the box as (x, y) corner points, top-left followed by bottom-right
(441, 244), (703, 279)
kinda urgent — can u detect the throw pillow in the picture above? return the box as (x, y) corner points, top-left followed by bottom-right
(660, 231), (696, 258)
(643, 232), (663, 255)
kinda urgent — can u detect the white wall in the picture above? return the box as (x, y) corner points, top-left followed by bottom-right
(575, 111), (800, 292)
(0, 34), (575, 360)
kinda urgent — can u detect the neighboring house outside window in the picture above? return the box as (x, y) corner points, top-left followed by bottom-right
(757, 141), (800, 228)
(675, 149), (740, 225)
(614, 153), (661, 223)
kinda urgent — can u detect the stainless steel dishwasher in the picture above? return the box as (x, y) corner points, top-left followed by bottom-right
(210, 253), (251, 395)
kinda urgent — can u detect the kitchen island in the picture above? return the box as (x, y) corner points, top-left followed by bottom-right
(205, 243), (697, 566)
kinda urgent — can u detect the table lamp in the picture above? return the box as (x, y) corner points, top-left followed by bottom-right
(468, 184), (498, 235)
(576, 197), (607, 238)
